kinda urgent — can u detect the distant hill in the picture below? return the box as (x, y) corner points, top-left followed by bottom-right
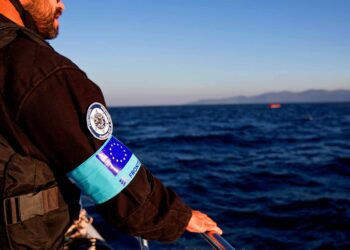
(190, 89), (350, 105)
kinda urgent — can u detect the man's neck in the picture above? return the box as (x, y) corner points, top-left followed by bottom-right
(0, 0), (24, 26)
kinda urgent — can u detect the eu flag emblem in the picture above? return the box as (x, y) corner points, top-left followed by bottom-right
(96, 137), (132, 176)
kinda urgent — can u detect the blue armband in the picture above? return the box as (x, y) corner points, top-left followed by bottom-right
(67, 136), (141, 204)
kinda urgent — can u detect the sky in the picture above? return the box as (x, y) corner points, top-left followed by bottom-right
(51, 0), (350, 107)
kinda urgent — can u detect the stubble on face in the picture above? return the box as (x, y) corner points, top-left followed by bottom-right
(22, 0), (63, 39)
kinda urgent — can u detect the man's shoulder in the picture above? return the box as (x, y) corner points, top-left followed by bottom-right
(10, 35), (83, 76)
(6, 35), (90, 98)
(5, 36), (94, 119)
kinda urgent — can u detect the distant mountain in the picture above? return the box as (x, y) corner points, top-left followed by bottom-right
(190, 89), (350, 105)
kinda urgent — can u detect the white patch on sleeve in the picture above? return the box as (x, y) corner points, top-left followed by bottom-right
(86, 102), (113, 140)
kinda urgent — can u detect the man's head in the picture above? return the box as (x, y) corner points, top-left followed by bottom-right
(19, 0), (64, 39)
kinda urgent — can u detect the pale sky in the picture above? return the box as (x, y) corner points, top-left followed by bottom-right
(51, 0), (350, 106)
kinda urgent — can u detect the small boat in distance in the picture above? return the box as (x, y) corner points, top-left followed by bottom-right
(269, 103), (281, 109)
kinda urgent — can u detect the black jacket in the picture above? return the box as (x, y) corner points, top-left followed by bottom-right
(0, 16), (191, 246)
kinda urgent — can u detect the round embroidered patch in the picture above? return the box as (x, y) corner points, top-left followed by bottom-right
(86, 102), (113, 140)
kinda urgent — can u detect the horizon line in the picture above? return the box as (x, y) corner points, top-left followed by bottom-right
(108, 101), (350, 109)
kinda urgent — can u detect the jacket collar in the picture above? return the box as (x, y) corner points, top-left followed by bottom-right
(0, 14), (50, 49)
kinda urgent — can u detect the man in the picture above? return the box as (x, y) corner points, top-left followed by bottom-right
(0, 0), (222, 249)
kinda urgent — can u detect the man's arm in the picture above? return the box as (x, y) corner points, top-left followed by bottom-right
(16, 66), (193, 241)
(17, 65), (222, 241)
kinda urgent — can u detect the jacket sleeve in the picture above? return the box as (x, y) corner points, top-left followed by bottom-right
(96, 165), (192, 242)
(17, 67), (192, 242)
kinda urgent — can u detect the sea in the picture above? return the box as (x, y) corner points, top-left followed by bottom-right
(86, 103), (350, 250)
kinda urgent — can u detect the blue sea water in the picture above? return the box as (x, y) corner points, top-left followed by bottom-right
(88, 103), (350, 250)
